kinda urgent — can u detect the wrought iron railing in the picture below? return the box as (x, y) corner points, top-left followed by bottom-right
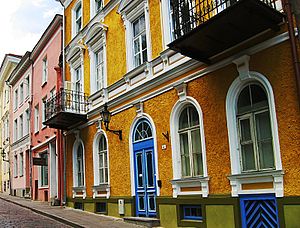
(171, 0), (279, 39)
(45, 88), (89, 120)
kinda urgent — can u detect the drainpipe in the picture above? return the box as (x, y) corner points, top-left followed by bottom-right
(283, 0), (300, 108)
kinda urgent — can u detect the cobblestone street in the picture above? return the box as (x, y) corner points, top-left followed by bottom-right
(0, 198), (70, 228)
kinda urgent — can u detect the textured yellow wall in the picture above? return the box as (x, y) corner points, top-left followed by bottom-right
(149, 0), (163, 59)
(104, 6), (127, 86)
(83, 49), (90, 95)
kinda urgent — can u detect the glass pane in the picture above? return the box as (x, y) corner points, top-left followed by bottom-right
(140, 14), (145, 31)
(133, 20), (140, 36)
(255, 112), (272, 140)
(78, 175), (82, 186)
(134, 39), (140, 55)
(238, 85), (251, 114)
(99, 153), (104, 168)
(240, 118), (251, 142)
(258, 141), (274, 169)
(134, 54), (141, 67)
(139, 196), (145, 210)
(105, 167), (108, 183)
(241, 144), (256, 171)
(189, 106), (199, 127)
(180, 133), (190, 176)
(137, 153), (143, 188)
(179, 108), (188, 130)
(149, 195), (155, 211)
(251, 84), (268, 108)
(99, 168), (104, 183)
(142, 34), (147, 50)
(142, 50), (147, 63)
(146, 152), (154, 187)
(191, 130), (202, 176)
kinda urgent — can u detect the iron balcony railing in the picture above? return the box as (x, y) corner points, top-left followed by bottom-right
(45, 88), (89, 121)
(171, 0), (279, 39)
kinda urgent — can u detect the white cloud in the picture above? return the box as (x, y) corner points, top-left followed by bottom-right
(0, 1), (63, 62)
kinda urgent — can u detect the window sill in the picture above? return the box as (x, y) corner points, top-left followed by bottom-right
(92, 184), (110, 199)
(39, 186), (49, 189)
(171, 176), (209, 198)
(34, 131), (39, 135)
(227, 169), (284, 197)
(72, 186), (86, 199)
(18, 102), (24, 108)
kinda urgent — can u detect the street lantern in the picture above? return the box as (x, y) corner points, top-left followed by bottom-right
(100, 103), (122, 140)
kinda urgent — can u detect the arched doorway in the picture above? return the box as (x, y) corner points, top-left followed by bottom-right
(132, 119), (157, 217)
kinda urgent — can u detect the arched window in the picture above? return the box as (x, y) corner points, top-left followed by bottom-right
(178, 105), (203, 177)
(237, 84), (274, 172)
(134, 119), (153, 142)
(76, 143), (84, 186)
(98, 135), (108, 184)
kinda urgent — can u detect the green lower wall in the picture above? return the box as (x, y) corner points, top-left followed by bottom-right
(159, 204), (178, 228)
(84, 202), (95, 213)
(284, 205), (300, 228)
(107, 202), (132, 217)
(206, 205), (235, 228)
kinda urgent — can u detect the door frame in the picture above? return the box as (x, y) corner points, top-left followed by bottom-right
(129, 114), (160, 199)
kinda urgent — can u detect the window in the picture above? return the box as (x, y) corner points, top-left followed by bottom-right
(119, 0), (151, 71)
(14, 119), (18, 142)
(14, 155), (18, 177)
(73, 2), (82, 36)
(25, 75), (30, 98)
(19, 114), (23, 138)
(42, 57), (48, 84)
(25, 109), (30, 135)
(19, 153), (24, 176)
(76, 143), (84, 186)
(34, 105), (39, 133)
(98, 135), (108, 184)
(75, 66), (82, 92)
(40, 152), (48, 186)
(237, 84), (274, 172)
(178, 105), (203, 177)
(182, 205), (202, 221)
(14, 89), (18, 110)
(96, 0), (103, 12)
(42, 97), (47, 128)
(95, 48), (104, 91)
(132, 14), (147, 68)
(19, 83), (24, 104)
(95, 202), (106, 213)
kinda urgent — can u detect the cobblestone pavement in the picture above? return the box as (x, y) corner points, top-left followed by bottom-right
(0, 198), (71, 228)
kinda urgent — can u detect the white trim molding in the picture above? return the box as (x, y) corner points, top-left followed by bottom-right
(92, 129), (110, 199)
(226, 68), (283, 197)
(72, 131), (86, 199)
(170, 95), (209, 198)
(85, 22), (108, 95)
(119, 0), (152, 72)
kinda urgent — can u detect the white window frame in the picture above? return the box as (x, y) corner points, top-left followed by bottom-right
(14, 119), (18, 142)
(25, 75), (30, 99)
(72, 0), (83, 38)
(19, 114), (23, 139)
(19, 83), (24, 105)
(14, 89), (18, 111)
(66, 44), (85, 94)
(34, 105), (39, 133)
(119, 0), (152, 71)
(85, 22), (108, 94)
(170, 96), (209, 198)
(72, 133), (86, 199)
(14, 155), (18, 177)
(42, 96), (47, 129)
(90, 0), (104, 18)
(161, 0), (175, 48)
(19, 153), (24, 177)
(92, 130), (110, 198)
(226, 71), (283, 197)
(42, 57), (48, 85)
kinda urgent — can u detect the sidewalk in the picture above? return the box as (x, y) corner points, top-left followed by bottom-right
(0, 193), (142, 228)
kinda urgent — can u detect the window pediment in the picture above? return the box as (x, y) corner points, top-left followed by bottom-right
(85, 22), (107, 51)
(66, 43), (85, 68)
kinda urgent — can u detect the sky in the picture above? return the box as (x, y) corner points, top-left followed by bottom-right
(0, 0), (63, 62)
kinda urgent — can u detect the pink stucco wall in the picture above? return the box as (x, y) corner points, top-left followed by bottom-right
(31, 25), (62, 202)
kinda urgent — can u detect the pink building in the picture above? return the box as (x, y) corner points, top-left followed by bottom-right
(8, 51), (32, 197)
(31, 15), (63, 203)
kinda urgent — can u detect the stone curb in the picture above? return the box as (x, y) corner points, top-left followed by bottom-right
(0, 196), (84, 228)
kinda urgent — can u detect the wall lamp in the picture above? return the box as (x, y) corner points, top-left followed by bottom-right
(1, 148), (9, 162)
(100, 103), (122, 140)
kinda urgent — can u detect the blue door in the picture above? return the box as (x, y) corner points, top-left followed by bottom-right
(240, 194), (279, 228)
(133, 119), (157, 217)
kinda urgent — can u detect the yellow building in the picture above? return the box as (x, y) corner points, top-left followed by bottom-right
(0, 54), (22, 194)
(46, 0), (300, 227)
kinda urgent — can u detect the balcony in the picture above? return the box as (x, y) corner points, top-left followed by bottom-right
(43, 89), (89, 130)
(168, 0), (284, 63)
